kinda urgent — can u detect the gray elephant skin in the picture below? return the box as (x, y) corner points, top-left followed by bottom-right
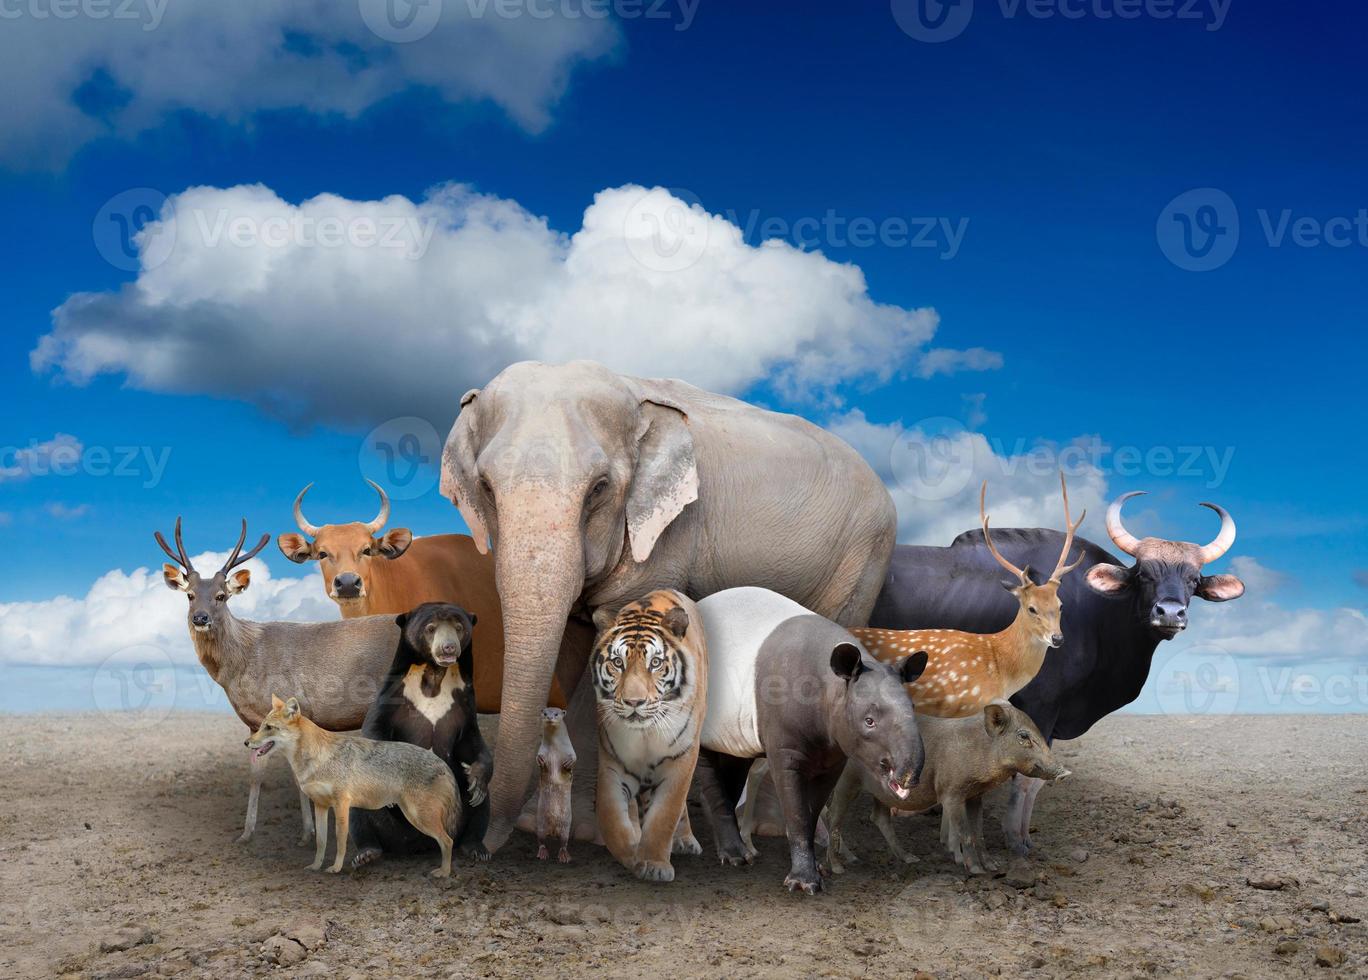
(441, 360), (898, 853)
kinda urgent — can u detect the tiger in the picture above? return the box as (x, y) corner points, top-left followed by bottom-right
(590, 588), (709, 882)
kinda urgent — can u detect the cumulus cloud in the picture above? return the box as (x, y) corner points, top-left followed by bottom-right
(0, 552), (332, 667)
(0, 434), (84, 482)
(1190, 596), (1368, 665)
(1227, 556), (1289, 595)
(34, 183), (945, 426)
(916, 346), (1004, 379)
(0, 0), (617, 170)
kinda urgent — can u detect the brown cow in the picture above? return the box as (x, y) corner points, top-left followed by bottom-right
(276, 481), (586, 713)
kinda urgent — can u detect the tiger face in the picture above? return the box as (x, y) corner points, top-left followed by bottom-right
(592, 594), (694, 728)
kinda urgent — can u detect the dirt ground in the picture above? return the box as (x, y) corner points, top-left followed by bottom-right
(1, 712), (1364, 979)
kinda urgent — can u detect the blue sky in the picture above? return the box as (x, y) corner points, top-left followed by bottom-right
(1, 1), (1365, 697)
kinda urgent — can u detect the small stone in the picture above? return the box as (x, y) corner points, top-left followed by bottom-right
(1069, 847), (1089, 863)
(983, 890), (1009, 911)
(1273, 939), (1301, 955)
(1003, 859), (1036, 890)
(98, 924), (153, 954)
(260, 936), (307, 967)
(1345, 885), (1363, 897)
(1247, 875), (1298, 891)
(1314, 946), (1345, 968)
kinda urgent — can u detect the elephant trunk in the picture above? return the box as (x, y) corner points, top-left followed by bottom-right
(483, 516), (584, 854)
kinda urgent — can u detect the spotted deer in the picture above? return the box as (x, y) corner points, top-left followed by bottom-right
(854, 474), (1085, 718)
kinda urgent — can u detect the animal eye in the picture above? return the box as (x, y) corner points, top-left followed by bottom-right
(426, 623), (437, 634)
(650, 656), (663, 669)
(186, 592), (196, 601)
(864, 716), (875, 729)
(1028, 606), (1038, 615)
(362, 547), (373, 556)
(317, 551), (329, 560)
(479, 476), (493, 496)
(1018, 731), (1031, 742)
(216, 593), (226, 602)
(612, 656), (624, 669)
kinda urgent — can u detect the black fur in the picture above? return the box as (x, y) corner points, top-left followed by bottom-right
(350, 602), (493, 863)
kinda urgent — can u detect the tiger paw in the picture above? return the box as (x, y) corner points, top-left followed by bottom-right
(634, 859), (675, 883)
(672, 833), (702, 856)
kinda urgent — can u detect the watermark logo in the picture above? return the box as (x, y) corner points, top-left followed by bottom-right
(92, 187), (175, 272)
(1152, 643), (1239, 722)
(360, 416), (442, 499)
(891, 0), (974, 43)
(623, 188), (711, 273)
(93, 646), (178, 730)
(0, 0), (168, 30)
(1156, 187), (1239, 272)
(359, 0), (443, 42)
(890, 416), (978, 502)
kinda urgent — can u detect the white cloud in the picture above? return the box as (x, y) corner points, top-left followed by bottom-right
(1227, 556), (1289, 595)
(0, 552), (332, 667)
(0, 0), (617, 170)
(0, 434), (84, 482)
(916, 346), (1004, 379)
(1190, 598), (1368, 664)
(35, 183), (946, 426)
(44, 502), (90, 520)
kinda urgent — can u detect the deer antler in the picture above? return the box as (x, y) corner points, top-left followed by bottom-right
(980, 481), (1027, 582)
(1050, 471), (1087, 581)
(154, 517), (193, 572)
(221, 519), (271, 573)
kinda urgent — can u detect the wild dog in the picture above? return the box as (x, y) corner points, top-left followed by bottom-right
(246, 695), (461, 877)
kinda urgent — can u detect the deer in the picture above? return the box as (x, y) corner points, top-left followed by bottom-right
(852, 472), (1086, 718)
(155, 517), (400, 844)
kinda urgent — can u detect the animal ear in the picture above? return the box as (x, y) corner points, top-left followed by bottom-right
(283, 697), (300, 719)
(899, 651), (929, 683)
(663, 605), (690, 638)
(625, 397), (699, 564)
(276, 532), (313, 563)
(830, 642), (865, 682)
(377, 527), (413, 559)
(592, 606), (618, 633)
(984, 702), (1011, 736)
(271, 693), (285, 710)
(441, 390), (492, 555)
(162, 563), (188, 591)
(226, 568), (251, 594)
(1085, 563), (1132, 596)
(395, 612), (409, 629)
(1196, 573), (1245, 602)
(466, 611), (477, 627)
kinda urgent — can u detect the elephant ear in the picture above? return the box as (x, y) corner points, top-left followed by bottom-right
(625, 396), (699, 564)
(441, 388), (493, 555)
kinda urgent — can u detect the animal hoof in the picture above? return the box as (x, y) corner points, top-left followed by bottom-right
(326, 865), (343, 874)
(536, 844), (549, 861)
(306, 863), (322, 872)
(297, 835), (313, 848)
(236, 832), (252, 845)
(351, 847), (383, 869)
(557, 847), (571, 864)
(783, 873), (822, 895)
(672, 834), (703, 856)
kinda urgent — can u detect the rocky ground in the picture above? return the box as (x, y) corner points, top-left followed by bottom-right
(1, 712), (1364, 979)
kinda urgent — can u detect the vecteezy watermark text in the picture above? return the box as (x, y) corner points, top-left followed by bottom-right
(1, 439), (171, 489)
(891, 0), (1230, 44)
(0, 0), (168, 29)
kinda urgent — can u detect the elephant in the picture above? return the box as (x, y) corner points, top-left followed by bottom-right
(440, 360), (898, 854)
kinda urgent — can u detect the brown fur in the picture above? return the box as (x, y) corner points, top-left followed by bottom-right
(535, 708), (575, 863)
(246, 696), (460, 877)
(591, 590), (708, 882)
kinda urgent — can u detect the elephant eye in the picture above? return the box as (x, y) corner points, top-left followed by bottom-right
(864, 716), (875, 729)
(587, 477), (609, 504)
(479, 476), (493, 496)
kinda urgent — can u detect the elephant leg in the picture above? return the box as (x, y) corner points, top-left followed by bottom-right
(563, 663), (601, 844)
(695, 749), (753, 867)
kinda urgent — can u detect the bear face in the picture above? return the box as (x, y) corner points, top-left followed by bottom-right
(397, 602), (477, 683)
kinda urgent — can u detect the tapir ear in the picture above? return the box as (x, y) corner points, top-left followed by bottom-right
(663, 606), (690, 638)
(899, 651), (929, 684)
(1086, 563), (1132, 596)
(378, 527), (412, 560)
(830, 642), (865, 681)
(984, 702), (1011, 736)
(283, 697), (300, 719)
(625, 397), (699, 564)
(162, 563), (188, 591)
(1196, 573), (1245, 602)
(276, 532), (313, 564)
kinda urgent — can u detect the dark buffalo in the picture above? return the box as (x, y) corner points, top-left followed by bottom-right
(869, 491), (1245, 855)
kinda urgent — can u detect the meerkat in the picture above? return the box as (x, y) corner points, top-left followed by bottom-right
(536, 707), (575, 863)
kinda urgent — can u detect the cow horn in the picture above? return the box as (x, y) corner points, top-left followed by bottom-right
(1104, 491), (1145, 558)
(1196, 502), (1236, 564)
(292, 484), (321, 538)
(363, 479), (390, 535)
